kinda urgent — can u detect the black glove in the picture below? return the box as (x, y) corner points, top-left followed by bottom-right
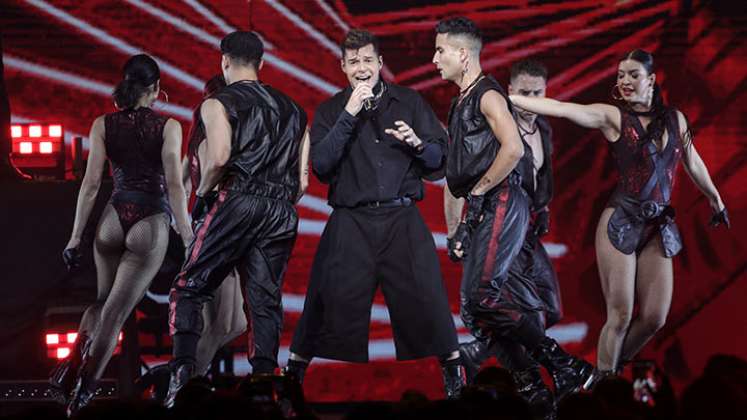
(709, 208), (730, 228)
(191, 191), (219, 223)
(62, 248), (81, 272)
(447, 225), (470, 262)
(533, 210), (550, 237)
(464, 194), (486, 229)
(447, 194), (485, 261)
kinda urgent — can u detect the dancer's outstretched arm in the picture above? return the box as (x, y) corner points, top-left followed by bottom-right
(509, 95), (621, 141)
(678, 111), (727, 216)
(65, 116), (107, 250)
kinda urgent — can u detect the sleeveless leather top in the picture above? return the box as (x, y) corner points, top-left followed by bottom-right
(104, 107), (168, 197)
(446, 75), (525, 198)
(208, 81), (307, 200)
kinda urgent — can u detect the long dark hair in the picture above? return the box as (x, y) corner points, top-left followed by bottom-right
(620, 49), (693, 148)
(113, 54), (160, 109)
(620, 50), (671, 148)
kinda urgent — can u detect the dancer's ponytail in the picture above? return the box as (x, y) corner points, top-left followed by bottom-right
(112, 54), (160, 109)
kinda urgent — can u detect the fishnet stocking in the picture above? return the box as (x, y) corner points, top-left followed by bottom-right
(84, 206), (169, 380)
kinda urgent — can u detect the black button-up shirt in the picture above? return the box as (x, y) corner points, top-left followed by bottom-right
(311, 82), (447, 208)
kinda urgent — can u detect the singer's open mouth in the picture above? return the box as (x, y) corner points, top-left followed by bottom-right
(356, 75), (372, 82)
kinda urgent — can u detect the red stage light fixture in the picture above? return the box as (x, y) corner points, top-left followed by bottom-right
(45, 330), (123, 359)
(10, 122), (66, 179)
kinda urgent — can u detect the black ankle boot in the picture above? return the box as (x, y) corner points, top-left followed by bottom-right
(458, 340), (491, 385)
(66, 354), (97, 417)
(514, 368), (556, 420)
(530, 337), (593, 400)
(281, 360), (308, 384)
(49, 334), (91, 405)
(441, 364), (465, 400)
(164, 363), (195, 408)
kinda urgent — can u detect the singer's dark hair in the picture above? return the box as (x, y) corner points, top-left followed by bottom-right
(340, 29), (380, 57)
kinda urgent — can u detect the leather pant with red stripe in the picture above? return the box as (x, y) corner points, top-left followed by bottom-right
(169, 189), (297, 373)
(460, 177), (546, 346)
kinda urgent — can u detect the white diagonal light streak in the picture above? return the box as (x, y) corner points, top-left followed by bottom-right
(121, 0), (339, 95)
(314, 0), (349, 31)
(24, 0), (205, 91)
(125, 0), (222, 46)
(265, 0), (340, 57)
(181, 0), (236, 34)
(180, 0), (275, 49)
(5, 55), (193, 120)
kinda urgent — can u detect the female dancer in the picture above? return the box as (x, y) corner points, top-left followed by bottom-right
(183, 75), (247, 376)
(509, 50), (729, 380)
(52, 54), (192, 414)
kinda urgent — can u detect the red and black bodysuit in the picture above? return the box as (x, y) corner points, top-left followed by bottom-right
(104, 107), (170, 233)
(606, 107), (684, 258)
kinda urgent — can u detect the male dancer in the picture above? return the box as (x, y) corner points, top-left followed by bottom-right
(166, 31), (309, 406)
(447, 59), (565, 417)
(286, 29), (464, 398)
(434, 17), (592, 408)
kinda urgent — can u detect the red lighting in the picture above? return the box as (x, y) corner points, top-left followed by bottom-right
(11, 125), (22, 138)
(40, 142), (53, 154)
(45, 330), (122, 359)
(48, 125), (63, 137)
(29, 125), (42, 138)
(19, 142), (33, 154)
(56, 347), (71, 359)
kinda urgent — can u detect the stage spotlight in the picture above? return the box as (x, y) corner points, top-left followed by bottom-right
(9, 123), (66, 179)
(29, 125), (42, 137)
(56, 347), (71, 359)
(19, 142), (33, 154)
(48, 125), (63, 137)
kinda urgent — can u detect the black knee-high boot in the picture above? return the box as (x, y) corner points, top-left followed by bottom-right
(164, 362), (196, 409)
(440, 356), (466, 399)
(458, 339), (493, 385)
(49, 333), (91, 405)
(66, 347), (98, 417)
(513, 367), (556, 420)
(529, 337), (593, 400)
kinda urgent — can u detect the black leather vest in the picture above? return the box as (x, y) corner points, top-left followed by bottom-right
(446, 75), (515, 198)
(211, 80), (307, 197)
